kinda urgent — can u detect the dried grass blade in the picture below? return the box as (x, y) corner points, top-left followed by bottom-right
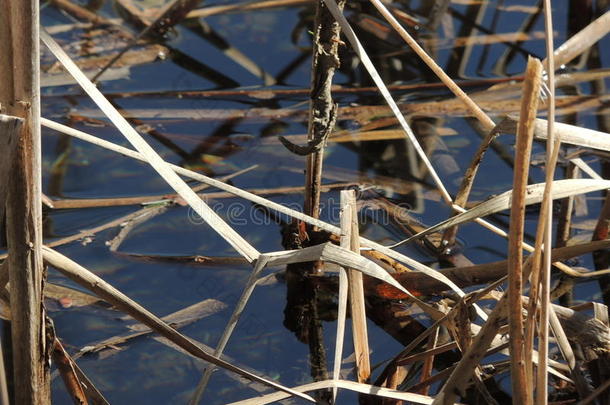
(536, 3), (556, 402)
(321, 0), (451, 204)
(188, 258), (269, 404)
(226, 379), (438, 405)
(398, 179), (610, 245)
(264, 243), (447, 319)
(40, 29), (260, 263)
(70, 361), (111, 405)
(42, 247), (316, 403)
(52, 338), (89, 405)
(543, 11), (610, 69)
(507, 56), (542, 404)
(498, 116), (610, 152)
(76, 299), (227, 359)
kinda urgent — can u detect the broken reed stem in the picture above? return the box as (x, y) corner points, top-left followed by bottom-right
(507, 56), (542, 405)
(303, 0), (344, 218)
(342, 191), (370, 383)
(524, 37), (568, 402)
(1, 0), (51, 402)
(536, 2), (556, 403)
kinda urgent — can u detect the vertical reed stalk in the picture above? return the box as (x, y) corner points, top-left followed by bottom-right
(0, 0), (51, 403)
(343, 191), (370, 383)
(507, 56), (543, 405)
(536, 2), (556, 402)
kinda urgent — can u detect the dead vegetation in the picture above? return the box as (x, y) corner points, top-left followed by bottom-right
(1, 0), (610, 404)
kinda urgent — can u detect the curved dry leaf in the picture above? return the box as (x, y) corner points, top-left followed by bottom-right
(401, 179), (610, 245)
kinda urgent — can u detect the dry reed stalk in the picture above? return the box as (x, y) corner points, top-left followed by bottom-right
(48, 182), (354, 209)
(342, 191), (370, 383)
(0, 115), (20, 222)
(50, 0), (120, 27)
(186, 0), (312, 19)
(497, 116), (610, 152)
(542, 11), (610, 70)
(535, 3), (556, 402)
(388, 239), (610, 295)
(524, 40), (572, 405)
(507, 56), (543, 405)
(0, 338), (7, 405)
(1, 0), (50, 402)
(417, 328), (439, 396)
(49, 164), (259, 209)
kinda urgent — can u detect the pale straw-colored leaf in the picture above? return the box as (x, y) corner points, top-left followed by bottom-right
(398, 179), (610, 245)
(498, 116), (610, 152)
(226, 379), (441, 405)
